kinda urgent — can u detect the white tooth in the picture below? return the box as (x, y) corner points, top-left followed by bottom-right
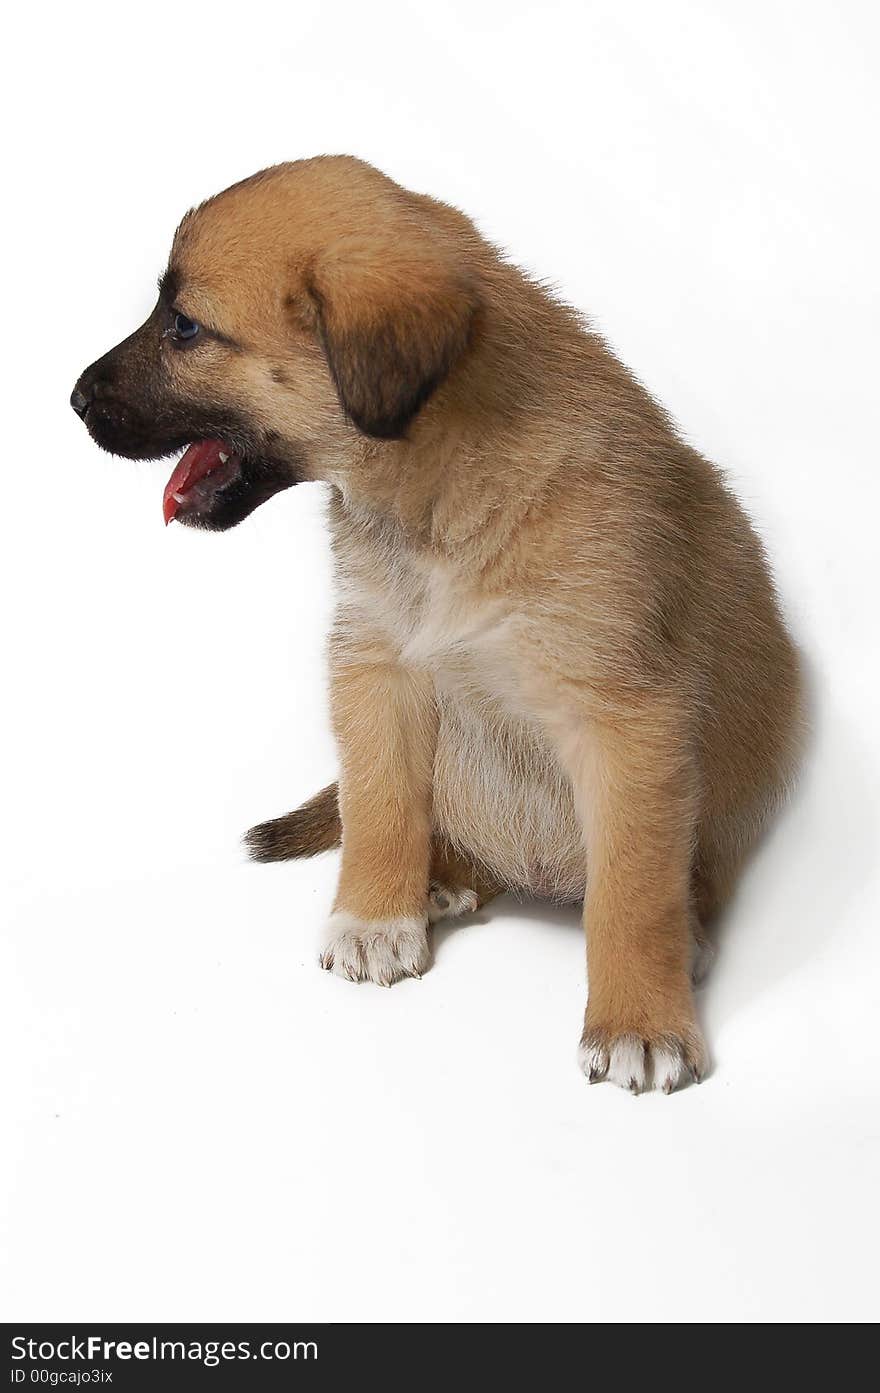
(218, 451), (229, 463)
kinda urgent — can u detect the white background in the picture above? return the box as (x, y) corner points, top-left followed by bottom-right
(2, 1), (878, 1323)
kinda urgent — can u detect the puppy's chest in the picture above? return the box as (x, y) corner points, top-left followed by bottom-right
(376, 557), (516, 686)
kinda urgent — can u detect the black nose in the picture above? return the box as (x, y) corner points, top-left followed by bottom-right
(70, 387), (90, 419)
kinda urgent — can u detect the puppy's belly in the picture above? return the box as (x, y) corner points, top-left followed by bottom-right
(432, 685), (586, 902)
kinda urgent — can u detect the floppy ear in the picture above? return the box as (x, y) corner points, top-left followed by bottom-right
(305, 242), (478, 440)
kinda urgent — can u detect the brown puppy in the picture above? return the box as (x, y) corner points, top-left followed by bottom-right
(72, 157), (803, 1093)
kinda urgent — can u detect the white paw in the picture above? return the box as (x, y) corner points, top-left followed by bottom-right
(426, 881), (479, 924)
(319, 911), (429, 986)
(578, 1031), (706, 1094)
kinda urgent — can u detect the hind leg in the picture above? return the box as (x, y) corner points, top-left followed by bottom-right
(689, 813), (757, 983)
(692, 832), (743, 926)
(427, 837), (503, 923)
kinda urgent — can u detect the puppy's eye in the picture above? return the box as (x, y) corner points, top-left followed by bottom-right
(169, 312), (200, 343)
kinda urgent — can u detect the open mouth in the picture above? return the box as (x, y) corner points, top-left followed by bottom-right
(162, 439), (243, 525)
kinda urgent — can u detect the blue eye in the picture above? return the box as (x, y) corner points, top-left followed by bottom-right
(172, 312), (200, 341)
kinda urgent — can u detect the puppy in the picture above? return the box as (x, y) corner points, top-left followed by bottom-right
(72, 157), (803, 1093)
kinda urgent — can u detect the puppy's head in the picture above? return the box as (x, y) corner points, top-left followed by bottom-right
(71, 157), (480, 529)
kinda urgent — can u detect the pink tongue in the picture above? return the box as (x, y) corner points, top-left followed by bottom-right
(163, 440), (229, 524)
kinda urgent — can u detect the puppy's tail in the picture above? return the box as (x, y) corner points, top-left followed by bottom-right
(245, 782), (341, 862)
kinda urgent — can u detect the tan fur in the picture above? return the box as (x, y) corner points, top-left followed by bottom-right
(167, 157), (802, 1088)
(246, 784), (502, 911)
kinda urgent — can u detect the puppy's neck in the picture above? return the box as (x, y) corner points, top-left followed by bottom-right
(322, 297), (561, 560)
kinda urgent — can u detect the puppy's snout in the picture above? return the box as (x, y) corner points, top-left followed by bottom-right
(70, 347), (169, 459)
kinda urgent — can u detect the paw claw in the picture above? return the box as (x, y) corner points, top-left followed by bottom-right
(579, 1026), (706, 1095)
(321, 912), (430, 986)
(426, 882), (479, 923)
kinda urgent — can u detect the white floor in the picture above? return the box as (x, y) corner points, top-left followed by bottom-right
(3, 0), (879, 1325)
(3, 609), (878, 1321)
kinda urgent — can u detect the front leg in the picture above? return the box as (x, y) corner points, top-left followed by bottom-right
(321, 628), (437, 986)
(559, 693), (707, 1093)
